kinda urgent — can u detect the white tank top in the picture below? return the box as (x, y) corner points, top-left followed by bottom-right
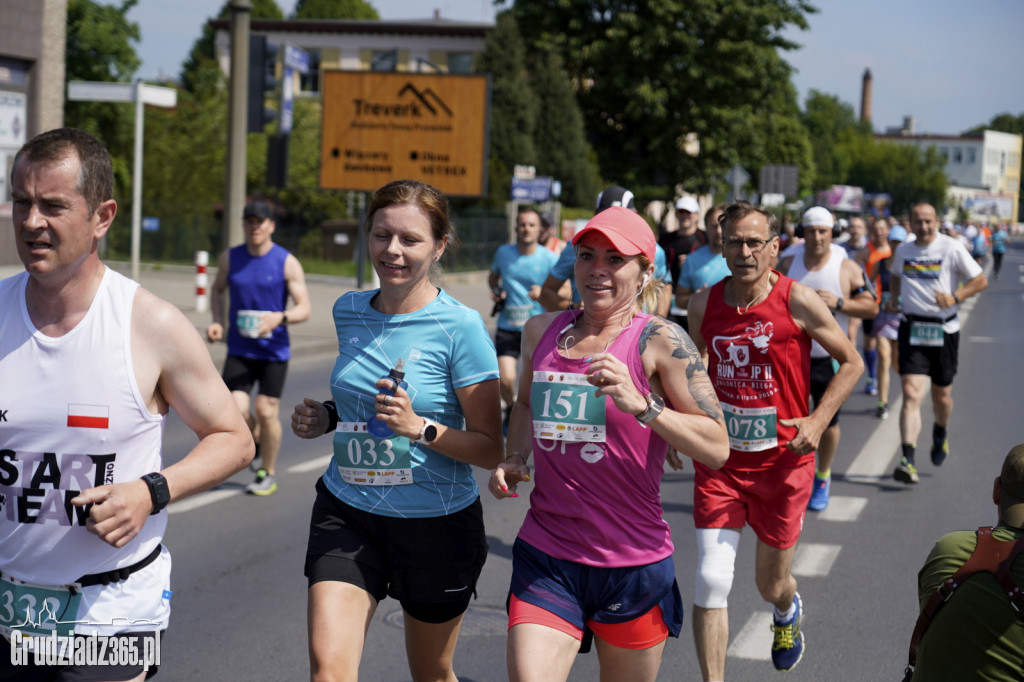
(0, 268), (168, 591)
(786, 244), (849, 358)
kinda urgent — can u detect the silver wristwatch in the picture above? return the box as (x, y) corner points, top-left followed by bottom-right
(635, 392), (665, 425)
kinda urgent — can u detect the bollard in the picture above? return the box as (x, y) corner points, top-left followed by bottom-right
(195, 251), (209, 313)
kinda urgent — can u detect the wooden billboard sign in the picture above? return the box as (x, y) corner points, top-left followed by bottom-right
(320, 70), (490, 196)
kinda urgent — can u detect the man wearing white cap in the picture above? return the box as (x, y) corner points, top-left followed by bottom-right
(662, 196), (708, 329)
(887, 202), (987, 484)
(778, 206), (878, 511)
(903, 443), (1024, 680)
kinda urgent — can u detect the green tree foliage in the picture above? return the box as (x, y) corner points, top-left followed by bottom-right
(964, 112), (1024, 137)
(292, 0), (379, 19)
(475, 11), (538, 208)
(800, 90), (871, 189)
(508, 0), (816, 197)
(527, 48), (602, 208)
(64, 0), (141, 215)
(180, 0), (283, 94)
(847, 142), (948, 215)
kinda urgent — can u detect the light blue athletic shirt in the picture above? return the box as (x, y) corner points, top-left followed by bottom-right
(490, 244), (557, 331)
(322, 288), (499, 518)
(676, 245), (730, 292)
(551, 244), (669, 306)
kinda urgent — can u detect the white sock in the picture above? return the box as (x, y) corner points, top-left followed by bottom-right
(774, 602), (796, 623)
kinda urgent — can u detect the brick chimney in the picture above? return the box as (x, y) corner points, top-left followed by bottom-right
(860, 68), (873, 124)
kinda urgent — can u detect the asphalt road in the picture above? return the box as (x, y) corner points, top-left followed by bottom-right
(5, 245), (1021, 681)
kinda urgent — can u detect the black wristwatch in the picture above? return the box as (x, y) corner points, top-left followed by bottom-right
(141, 472), (171, 515)
(835, 297), (845, 311)
(416, 418), (438, 445)
(323, 400), (339, 433)
(281, 311), (289, 325)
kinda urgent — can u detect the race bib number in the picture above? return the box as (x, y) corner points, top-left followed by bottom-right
(236, 309), (272, 339)
(333, 422), (413, 486)
(530, 372), (606, 442)
(504, 304), (533, 327)
(0, 575), (82, 640)
(721, 402), (778, 452)
(909, 321), (944, 347)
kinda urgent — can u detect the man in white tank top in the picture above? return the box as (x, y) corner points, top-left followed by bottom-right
(778, 207), (878, 511)
(1, 128), (253, 680)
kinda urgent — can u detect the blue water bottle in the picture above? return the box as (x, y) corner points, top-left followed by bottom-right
(366, 358), (407, 438)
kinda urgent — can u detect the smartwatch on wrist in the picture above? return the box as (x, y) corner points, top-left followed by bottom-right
(835, 297), (845, 311)
(322, 400), (339, 433)
(416, 418), (438, 445)
(635, 392), (665, 425)
(141, 472), (170, 515)
(281, 311), (289, 325)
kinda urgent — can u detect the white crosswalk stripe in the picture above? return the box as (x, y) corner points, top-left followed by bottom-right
(792, 543), (842, 577)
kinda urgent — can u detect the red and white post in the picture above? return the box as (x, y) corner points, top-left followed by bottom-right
(195, 251), (209, 313)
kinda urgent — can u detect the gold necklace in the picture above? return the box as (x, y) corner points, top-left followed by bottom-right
(735, 277), (772, 315)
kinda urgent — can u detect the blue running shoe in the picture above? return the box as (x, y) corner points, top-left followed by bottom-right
(771, 592), (805, 672)
(931, 439), (949, 466)
(807, 475), (830, 511)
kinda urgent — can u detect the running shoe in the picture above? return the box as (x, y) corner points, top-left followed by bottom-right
(807, 475), (830, 511)
(863, 377), (877, 396)
(771, 592), (805, 672)
(246, 468), (277, 496)
(931, 439), (949, 466)
(875, 402), (889, 420)
(894, 457), (919, 484)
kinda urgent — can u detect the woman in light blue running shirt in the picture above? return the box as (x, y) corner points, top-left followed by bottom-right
(291, 180), (503, 682)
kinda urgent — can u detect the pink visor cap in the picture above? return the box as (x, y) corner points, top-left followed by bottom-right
(571, 206), (656, 262)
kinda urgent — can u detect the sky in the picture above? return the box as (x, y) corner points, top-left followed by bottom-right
(120, 0), (1024, 136)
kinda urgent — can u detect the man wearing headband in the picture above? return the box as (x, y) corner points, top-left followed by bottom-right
(905, 444), (1024, 680)
(778, 207), (878, 511)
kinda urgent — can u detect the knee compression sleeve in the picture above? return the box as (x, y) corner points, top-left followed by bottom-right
(694, 528), (741, 609)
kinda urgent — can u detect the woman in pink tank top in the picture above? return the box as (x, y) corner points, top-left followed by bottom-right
(488, 205), (729, 682)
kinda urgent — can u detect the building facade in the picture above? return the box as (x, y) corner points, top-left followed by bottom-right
(878, 129), (1022, 223)
(0, 0), (68, 265)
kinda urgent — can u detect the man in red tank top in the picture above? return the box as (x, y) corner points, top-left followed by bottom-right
(687, 202), (863, 680)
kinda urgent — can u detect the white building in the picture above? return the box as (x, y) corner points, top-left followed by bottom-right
(877, 126), (1022, 223)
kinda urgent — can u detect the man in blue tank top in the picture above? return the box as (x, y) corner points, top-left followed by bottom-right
(207, 201), (310, 495)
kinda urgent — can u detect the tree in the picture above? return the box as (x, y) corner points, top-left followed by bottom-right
(847, 141), (948, 215)
(474, 11), (538, 208)
(509, 0), (816, 197)
(65, 0), (142, 212)
(527, 47), (602, 207)
(180, 0), (284, 94)
(801, 90), (871, 190)
(292, 0), (379, 19)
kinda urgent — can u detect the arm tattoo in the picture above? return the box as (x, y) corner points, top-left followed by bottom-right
(640, 320), (723, 421)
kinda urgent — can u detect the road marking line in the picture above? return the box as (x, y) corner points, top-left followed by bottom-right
(169, 489), (238, 514)
(792, 543), (841, 576)
(818, 495), (868, 521)
(728, 612), (773, 660)
(844, 397), (902, 482)
(288, 454), (332, 473)
(969, 336), (996, 342)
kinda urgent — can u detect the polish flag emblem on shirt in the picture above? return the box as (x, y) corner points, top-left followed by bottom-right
(67, 404), (110, 429)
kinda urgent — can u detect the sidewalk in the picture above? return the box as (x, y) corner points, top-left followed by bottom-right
(0, 262), (494, 365)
